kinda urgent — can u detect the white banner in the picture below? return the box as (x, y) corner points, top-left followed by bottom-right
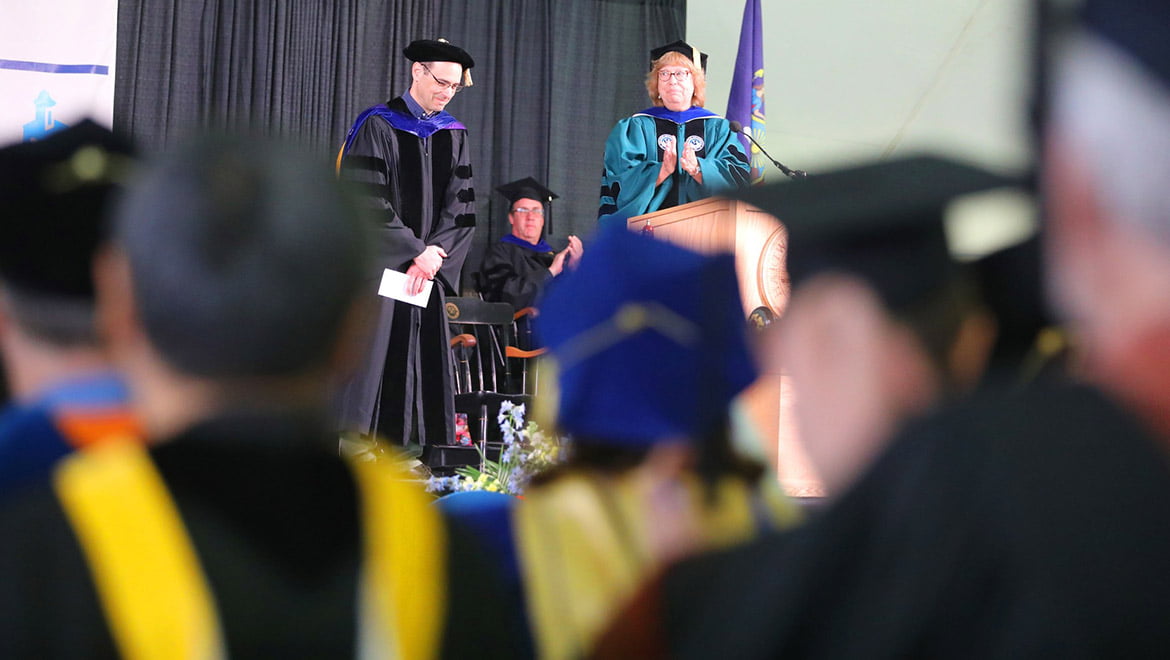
(0, 1), (118, 145)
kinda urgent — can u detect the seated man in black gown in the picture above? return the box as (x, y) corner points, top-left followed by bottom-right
(477, 177), (583, 310)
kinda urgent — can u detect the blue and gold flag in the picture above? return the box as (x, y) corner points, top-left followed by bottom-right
(726, 0), (766, 185)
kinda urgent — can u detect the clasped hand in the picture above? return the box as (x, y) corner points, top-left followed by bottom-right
(406, 245), (447, 296)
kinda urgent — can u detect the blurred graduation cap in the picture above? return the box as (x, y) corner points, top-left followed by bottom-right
(537, 224), (757, 447)
(403, 38), (476, 87)
(730, 154), (1023, 312)
(496, 176), (558, 236)
(0, 119), (134, 299)
(651, 39), (708, 72)
(1081, 0), (1170, 87)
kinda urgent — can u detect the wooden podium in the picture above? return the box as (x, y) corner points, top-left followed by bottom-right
(627, 197), (789, 317)
(628, 197), (825, 497)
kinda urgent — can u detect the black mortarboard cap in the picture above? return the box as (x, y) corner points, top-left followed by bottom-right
(496, 176), (558, 235)
(1082, 0), (1170, 89)
(495, 177), (557, 205)
(650, 40), (708, 72)
(0, 119), (134, 299)
(403, 38), (475, 87)
(730, 155), (1021, 312)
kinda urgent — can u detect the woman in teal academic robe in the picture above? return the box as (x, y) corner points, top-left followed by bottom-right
(598, 40), (751, 227)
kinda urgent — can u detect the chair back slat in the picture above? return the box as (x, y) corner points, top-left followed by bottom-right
(445, 297), (544, 445)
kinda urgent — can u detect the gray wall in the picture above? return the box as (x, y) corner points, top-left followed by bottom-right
(688, 0), (1036, 255)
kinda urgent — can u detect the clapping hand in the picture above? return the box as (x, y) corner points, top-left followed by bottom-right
(550, 249), (568, 277)
(565, 235), (584, 271)
(657, 141), (678, 186)
(680, 144), (702, 184)
(550, 235), (585, 276)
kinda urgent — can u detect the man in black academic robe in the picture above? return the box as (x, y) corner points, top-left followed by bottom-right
(478, 177), (582, 310)
(597, 382), (1170, 658)
(335, 39), (477, 446)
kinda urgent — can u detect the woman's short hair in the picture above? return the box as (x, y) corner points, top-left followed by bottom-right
(645, 51), (707, 108)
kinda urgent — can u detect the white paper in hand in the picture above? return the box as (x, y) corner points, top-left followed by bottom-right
(378, 268), (433, 307)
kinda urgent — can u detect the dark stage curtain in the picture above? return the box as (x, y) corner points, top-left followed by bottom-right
(434, 1), (553, 253)
(115, 0), (437, 152)
(114, 0), (684, 283)
(547, 0), (687, 249)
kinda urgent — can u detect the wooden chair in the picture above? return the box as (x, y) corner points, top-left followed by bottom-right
(445, 297), (546, 462)
(509, 305), (543, 395)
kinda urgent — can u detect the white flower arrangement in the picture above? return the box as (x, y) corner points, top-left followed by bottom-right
(425, 400), (567, 495)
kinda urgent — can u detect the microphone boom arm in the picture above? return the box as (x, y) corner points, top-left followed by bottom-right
(729, 120), (807, 179)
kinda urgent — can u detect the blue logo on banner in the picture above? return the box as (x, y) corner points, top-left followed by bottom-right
(23, 91), (69, 142)
(1, 59), (106, 142)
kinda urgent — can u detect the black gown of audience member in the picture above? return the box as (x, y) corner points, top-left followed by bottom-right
(0, 135), (524, 658)
(0, 413), (524, 658)
(597, 381), (1170, 658)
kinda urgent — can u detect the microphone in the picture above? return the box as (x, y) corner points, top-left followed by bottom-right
(728, 121), (807, 179)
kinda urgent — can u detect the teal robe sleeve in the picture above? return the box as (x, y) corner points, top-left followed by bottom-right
(598, 116), (672, 228)
(679, 117), (751, 203)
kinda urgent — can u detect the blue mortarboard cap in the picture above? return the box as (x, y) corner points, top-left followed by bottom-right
(537, 225), (758, 447)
